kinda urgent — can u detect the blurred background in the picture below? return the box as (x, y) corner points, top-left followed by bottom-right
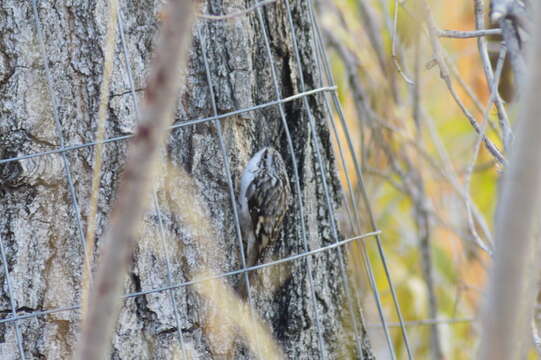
(320, 0), (513, 358)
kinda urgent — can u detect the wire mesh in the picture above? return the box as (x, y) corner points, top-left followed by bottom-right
(304, 3), (414, 358)
(0, 0), (412, 358)
(0, 87), (335, 166)
(305, 7), (399, 358)
(0, 234), (25, 359)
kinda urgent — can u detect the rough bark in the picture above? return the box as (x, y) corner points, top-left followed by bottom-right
(0, 0), (373, 359)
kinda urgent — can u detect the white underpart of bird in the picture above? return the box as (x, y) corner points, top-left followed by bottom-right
(238, 147), (291, 272)
(239, 148), (266, 219)
(239, 148), (266, 269)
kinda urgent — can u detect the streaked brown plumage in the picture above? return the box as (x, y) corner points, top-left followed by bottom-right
(238, 147), (291, 296)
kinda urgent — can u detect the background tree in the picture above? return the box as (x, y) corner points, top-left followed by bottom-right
(0, 0), (373, 358)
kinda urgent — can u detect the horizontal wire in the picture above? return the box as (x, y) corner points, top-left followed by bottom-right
(197, 0), (278, 20)
(0, 86), (336, 166)
(368, 317), (476, 328)
(0, 230), (380, 325)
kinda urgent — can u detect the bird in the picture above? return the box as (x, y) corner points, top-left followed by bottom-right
(237, 147), (291, 297)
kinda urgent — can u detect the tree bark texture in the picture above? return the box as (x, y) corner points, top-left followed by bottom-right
(0, 0), (373, 359)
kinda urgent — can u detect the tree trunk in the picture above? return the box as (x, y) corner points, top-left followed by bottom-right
(0, 0), (373, 358)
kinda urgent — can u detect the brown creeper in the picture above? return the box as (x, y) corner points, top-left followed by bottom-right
(239, 147), (291, 271)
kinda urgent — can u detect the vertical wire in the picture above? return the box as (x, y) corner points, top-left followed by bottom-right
(117, 10), (187, 358)
(251, 3), (328, 358)
(313, 39), (394, 359)
(29, 4), (101, 349)
(323, 93), (391, 359)
(195, 24), (257, 310)
(306, 1), (413, 358)
(30, 0), (88, 269)
(304, 4), (396, 358)
(272, 0), (368, 356)
(0, 234), (26, 359)
(325, 112), (372, 360)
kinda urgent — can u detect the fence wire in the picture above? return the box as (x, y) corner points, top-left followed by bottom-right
(0, 0), (413, 358)
(305, 4), (414, 357)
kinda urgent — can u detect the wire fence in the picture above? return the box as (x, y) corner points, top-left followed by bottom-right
(0, 0), (415, 359)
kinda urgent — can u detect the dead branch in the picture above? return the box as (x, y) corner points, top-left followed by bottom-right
(479, 2), (541, 359)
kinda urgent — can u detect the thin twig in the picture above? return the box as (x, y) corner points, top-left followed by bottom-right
(473, 0), (512, 151)
(356, 0), (399, 102)
(437, 28), (501, 38)
(81, 0), (119, 322)
(464, 45), (507, 262)
(448, 63), (495, 130)
(391, 0), (415, 84)
(422, 108), (494, 254)
(421, 0), (506, 165)
(412, 36), (444, 360)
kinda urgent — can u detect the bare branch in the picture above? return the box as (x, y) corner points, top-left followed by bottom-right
(473, 0), (513, 150)
(421, 0), (506, 165)
(437, 28), (501, 38)
(464, 45), (507, 260)
(479, 2), (541, 359)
